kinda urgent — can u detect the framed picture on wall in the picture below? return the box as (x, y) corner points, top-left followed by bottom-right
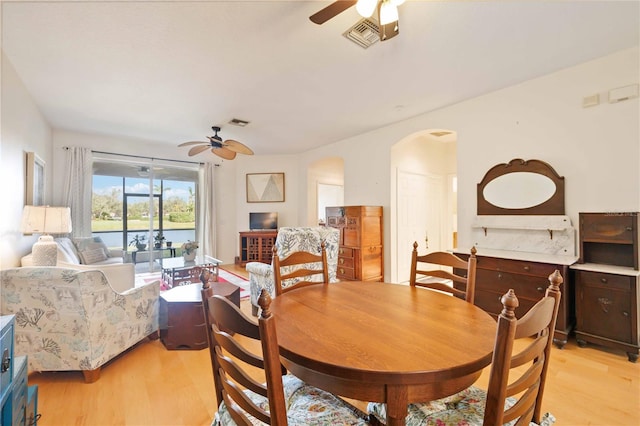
(25, 151), (45, 205)
(246, 172), (285, 203)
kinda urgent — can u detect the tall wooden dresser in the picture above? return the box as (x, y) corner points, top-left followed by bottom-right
(326, 206), (383, 281)
(571, 212), (639, 362)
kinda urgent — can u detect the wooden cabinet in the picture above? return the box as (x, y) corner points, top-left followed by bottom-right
(238, 230), (277, 266)
(0, 316), (38, 426)
(455, 252), (574, 348)
(326, 206), (383, 281)
(573, 212), (639, 362)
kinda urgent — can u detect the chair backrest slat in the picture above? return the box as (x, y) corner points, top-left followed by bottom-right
(410, 242), (477, 303)
(273, 241), (329, 296)
(483, 270), (563, 426)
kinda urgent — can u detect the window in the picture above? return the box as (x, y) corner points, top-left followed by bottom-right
(91, 157), (198, 258)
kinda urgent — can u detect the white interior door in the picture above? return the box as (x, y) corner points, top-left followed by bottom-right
(396, 170), (444, 283)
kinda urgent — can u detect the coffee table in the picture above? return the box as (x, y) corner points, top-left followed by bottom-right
(159, 281), (240, 350)
(157, 255), (221, 288)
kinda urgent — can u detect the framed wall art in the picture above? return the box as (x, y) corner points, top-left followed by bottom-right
(25, 151), (45, 205)
(246, 172), (285, 203)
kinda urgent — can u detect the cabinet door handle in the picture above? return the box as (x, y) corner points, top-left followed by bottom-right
(626, 227), (633, 231)
(623, 311), (629, 317)
(1, 349), (10, 373)
(497, 273), (502, 279)
(537, 287), (544, 293)
(339, 258), (344, 264)
(600, 278), (608, 284)
(339, 268), (345, 274)
(523, 266), (530, 271)
(339, 248), (344, 255)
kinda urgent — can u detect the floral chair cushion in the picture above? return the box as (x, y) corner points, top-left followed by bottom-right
(247, 227), (340, 312)
(367, 386), (556, 426)
(213, 374), (369, 426)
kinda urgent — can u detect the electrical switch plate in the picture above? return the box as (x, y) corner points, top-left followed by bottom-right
(582, 94), (600, 108)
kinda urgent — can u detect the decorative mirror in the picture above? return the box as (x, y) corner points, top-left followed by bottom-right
(477, 158), (565, 215)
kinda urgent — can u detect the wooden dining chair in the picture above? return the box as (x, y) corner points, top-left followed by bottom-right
(410, 242), (478, 303)
(202, 287), (373, 425)
(368, 270), (563, 426)
(273, 240), (329, 296)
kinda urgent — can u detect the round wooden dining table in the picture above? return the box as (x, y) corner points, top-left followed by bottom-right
(271, 281), (497, 426)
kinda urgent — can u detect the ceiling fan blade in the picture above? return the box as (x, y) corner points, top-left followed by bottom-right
(178, 141), (207, 147)
(309, 0), (356, 24)
(188, 145), (211, 156)
(212, 147), (237, 160)
(224, 139), (254, 155)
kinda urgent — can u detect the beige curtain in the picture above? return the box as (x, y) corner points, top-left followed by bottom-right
(62, 146), (92, 237)
(197, 162), (216, 258)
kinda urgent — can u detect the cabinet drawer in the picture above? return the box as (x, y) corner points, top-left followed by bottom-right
(0, 317), (14, 401)
(476, 269), (549, 301)
(477, 257), (558, 278)
(577, 270), (631, 291)
(337, 256), (354, 268)
(580, 213), (635, 243)
(475, 289), (537, 317)
(338, 247), (354, 258)
(337, 266), (356, 280)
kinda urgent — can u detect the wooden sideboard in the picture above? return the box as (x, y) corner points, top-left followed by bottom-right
(455, 249), (575, 348)
(326, 206), (383, 281)
(237, 230), (277, 266)
(572, 212), (639, 362)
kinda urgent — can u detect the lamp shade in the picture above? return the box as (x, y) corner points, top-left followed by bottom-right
(21, 206), (72, 266)
(21, 206), (72, 234)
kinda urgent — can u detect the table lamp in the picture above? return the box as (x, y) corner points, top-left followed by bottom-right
(21, 205), (72, 266)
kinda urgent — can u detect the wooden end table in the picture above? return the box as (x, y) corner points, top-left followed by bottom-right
(159, 281), (240, 350)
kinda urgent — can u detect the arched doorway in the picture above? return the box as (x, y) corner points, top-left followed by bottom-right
(390, 129), (457, 283)
(306, 157), (344, 226)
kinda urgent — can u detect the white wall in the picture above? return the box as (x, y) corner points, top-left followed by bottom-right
(301, 47), (639, 280)
(0, 53), (52, 268)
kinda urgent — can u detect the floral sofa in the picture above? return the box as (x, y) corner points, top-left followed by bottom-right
(0, 267), (159, 383)
(20, 237), (135, 293)
(246, 226), (340, 316)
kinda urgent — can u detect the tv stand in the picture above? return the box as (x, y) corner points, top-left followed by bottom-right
(237, 230), (277, 266)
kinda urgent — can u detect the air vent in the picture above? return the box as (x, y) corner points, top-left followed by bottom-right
(343, 18), (380, 49)
(229, 118), (250, 127)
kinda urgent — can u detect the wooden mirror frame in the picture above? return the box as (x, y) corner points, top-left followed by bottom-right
(477, 158), (565, 215)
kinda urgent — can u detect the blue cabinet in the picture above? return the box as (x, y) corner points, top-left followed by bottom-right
(0, 316), (38, 426)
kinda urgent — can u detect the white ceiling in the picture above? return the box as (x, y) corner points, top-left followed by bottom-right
(2, 1), (638, 156)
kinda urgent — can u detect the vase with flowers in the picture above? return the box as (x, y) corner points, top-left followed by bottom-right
(181, 240), (199, 262)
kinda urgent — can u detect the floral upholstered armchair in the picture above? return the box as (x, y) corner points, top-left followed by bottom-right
(246, 226), (340, 316)
(0, 267), (159, 383)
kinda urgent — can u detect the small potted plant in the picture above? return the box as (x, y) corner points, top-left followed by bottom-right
(154, 231), (165, 249)
(129, 234), (147, 251)
(181, 240), (199, 261)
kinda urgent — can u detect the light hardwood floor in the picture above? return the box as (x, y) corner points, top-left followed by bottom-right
(28, 264), (640, 425)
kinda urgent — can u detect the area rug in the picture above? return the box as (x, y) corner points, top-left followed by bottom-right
(136, 268), (250, 299)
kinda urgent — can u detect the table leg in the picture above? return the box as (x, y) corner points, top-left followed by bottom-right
(386, 384), (409, 426)
(132, 251), (137, 264)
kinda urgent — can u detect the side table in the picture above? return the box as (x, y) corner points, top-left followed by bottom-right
(159, 282), (240, 350)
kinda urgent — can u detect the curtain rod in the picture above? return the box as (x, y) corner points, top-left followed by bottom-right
(62, 147), (220, 166)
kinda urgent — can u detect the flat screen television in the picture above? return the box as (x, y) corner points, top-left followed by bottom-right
(250, 212), (278, 230)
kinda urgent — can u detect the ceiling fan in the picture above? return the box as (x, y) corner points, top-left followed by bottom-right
(309, 0), (405, 41)
(178, 126), (254, 160)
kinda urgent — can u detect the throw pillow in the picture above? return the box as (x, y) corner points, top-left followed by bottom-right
(80, 247), (108, 264)
(74, 237), (111, 264)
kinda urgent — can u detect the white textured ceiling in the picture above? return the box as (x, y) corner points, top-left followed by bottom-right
(2, 1), (639, 156)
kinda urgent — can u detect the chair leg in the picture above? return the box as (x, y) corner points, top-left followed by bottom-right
(82, 368), (101, 383)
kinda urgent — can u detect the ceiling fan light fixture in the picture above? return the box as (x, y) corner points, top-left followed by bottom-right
(379, 0), (399, 25)
(356, 0), (378, 18)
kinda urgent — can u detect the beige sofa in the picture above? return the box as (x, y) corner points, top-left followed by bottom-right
(21, 237), (135, 293)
